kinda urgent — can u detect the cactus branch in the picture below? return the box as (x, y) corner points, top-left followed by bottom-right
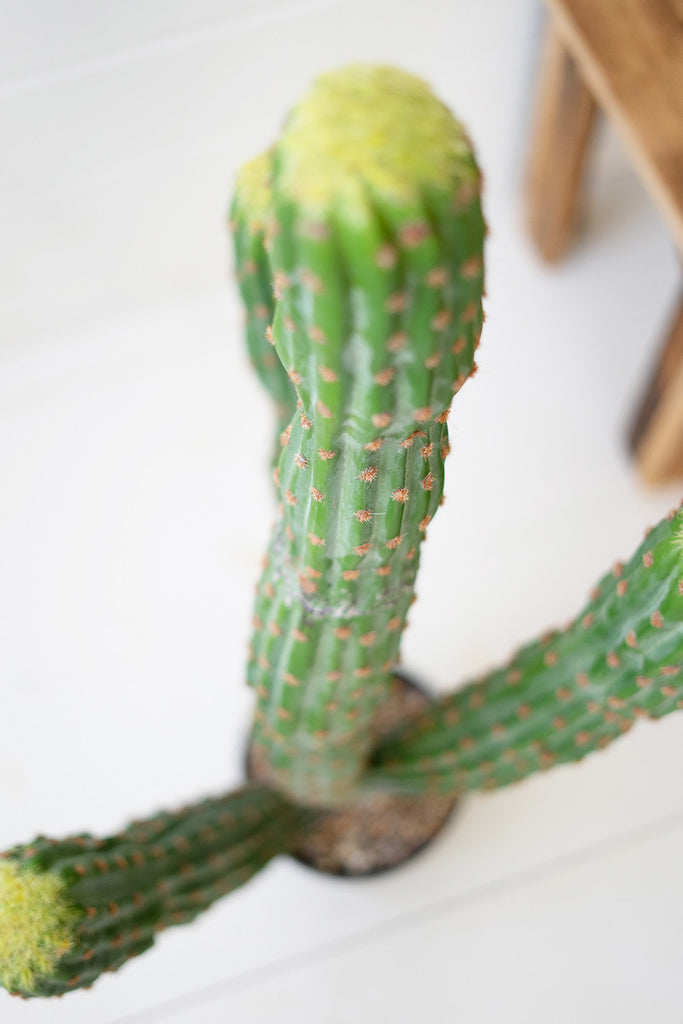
(366, 506), (683, 794)
(0, 784), (308, 999)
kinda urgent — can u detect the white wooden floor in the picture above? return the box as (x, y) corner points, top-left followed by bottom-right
(1, 1), (682, 1021)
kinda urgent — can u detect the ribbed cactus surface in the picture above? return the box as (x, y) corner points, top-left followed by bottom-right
(0, 785), (306, 998)
(242, 66), (486, 804)
(367, 506), (683, 793)
(231, 151), (296, 438)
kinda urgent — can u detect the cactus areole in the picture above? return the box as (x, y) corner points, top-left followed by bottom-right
(241, 65), (486, 804)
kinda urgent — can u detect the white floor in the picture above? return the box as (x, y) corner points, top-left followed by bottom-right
(1, 1), (682, 1021)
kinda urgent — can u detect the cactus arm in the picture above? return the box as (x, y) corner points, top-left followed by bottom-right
(366, 506), (683, 794)
(0, 784), (308, 998)
(230, 151), (296, 435)
(243, 66), (486, 804)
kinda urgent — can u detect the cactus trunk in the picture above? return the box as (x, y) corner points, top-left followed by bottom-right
(242, 67), (486, 804)
(366, 506), (683, 794)
(0, 784), (307, 998)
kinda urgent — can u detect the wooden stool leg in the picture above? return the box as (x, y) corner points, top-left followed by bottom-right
(630, 297), (683, 485)
(526, 20), (598, 262)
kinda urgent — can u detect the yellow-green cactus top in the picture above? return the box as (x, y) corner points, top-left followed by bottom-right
(277, 64), (479, 213)
(0, 861), (78, 994)
(233, 149), (273, 233)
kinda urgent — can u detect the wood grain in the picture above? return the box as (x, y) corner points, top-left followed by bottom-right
(526, 23), (597, 262)
(546, 0), (683, 255)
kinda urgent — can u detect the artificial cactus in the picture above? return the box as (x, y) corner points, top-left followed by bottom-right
(242, 65), (485, 805)
(0, 785), (308, 998)
(366, 506), (683, 793)
(2, 63), (682, 1002)
(231, 151), (296, 440)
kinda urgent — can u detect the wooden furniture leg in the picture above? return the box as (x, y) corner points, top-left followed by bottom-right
(526, 20), (598, 263)
(630, 298), (683, 485)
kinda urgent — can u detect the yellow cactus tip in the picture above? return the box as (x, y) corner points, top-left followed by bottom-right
(0, 859), (78, 995)
(277, 64), (480, 213)
(234, 149), (273, 233)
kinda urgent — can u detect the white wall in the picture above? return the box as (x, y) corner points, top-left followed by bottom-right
(0, 0), (547, 349)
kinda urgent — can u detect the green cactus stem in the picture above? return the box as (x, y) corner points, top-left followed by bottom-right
(366, 505), (683, 794)
(231, 151), (296, 439)
(242, 65), (486, 805)
(0, 784), (307, 999)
